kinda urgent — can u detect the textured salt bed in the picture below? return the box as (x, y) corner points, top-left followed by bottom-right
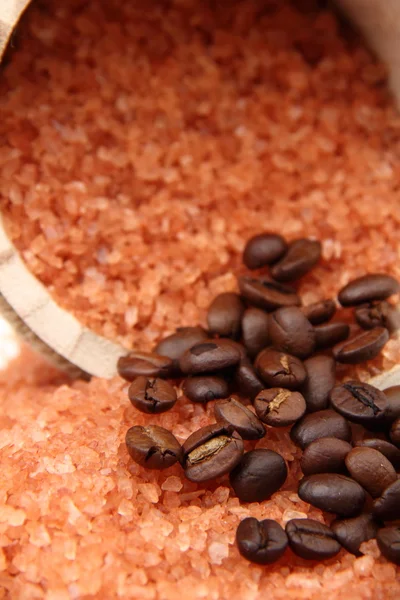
(0, 0), (400, 598)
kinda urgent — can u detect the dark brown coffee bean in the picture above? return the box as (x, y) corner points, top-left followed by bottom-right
(373, 479), (400, 521)
(338, 274), (399, 307)
(256, 349), (307, 390)
(125, 425), (182, 470)
(302, 299), (336, 325)
(332, 327), (389, 364)
(233, 359), (265, 401)
(269, 306), (316, 359)
(236, 518), (288, 565)
(290, 409), (352, 449)
(182, 423), (243, 482)
(179, 339), (242, 375)
(230, 449), (287, 502)
(207, 292), (245, 339)
(331, 514), (379, 557)
(214, 396), (265, 440)
(390, 418), (400, 447)
(243, 233), (288, 270)
(330, 381), (389, 425)
(383, 387), (400, 422)
(300, 437), (352, 476)
(128, 376), (177, 414)
(254, 388), (306, 427)
(242, 308), (270, 358)
(355, 301), (400, 334)
(271, 238), (321, 282)
(238, 276), (300, 311)
(285, 519), (341, 560)
(314, 322), (350, 350)
(182, 376), (229, 404)
(302, 355), (336, 412)
(345, 447), (397, 498)
(298, 473), (366, 517)
(377, 526), (400, 565)
(118, 351), (173, 381)
(355, 438), (400, 470)
(154, 326), (208, 369)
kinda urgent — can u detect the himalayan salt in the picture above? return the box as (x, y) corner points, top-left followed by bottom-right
(360, 539), (381, 559)
(208, 542), (229, 565)
(353, 555), (375, 577)
(285, 574), (322, 590)
(161, 477), (183, 493)
(138, 484), (160, 504)
(0, 505), (26, 527)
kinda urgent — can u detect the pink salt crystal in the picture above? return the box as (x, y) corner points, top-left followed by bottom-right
(372, 563), (396, 581)
(323, 568), (354, 590)
(0, 505), (26, 526)
(360, 539), (381, 559)
(42, 455), (76, 474)
(161, 476), (183, 493)
(45, 589), (70, 600)
(0, 547), (6, 571)
(27, 523), (51, 547)
(138, 483), (160, 504)
(285, 574), (322, 590)
(282, 510), (307, 525)
(117, 499), (134, 520)
(208, 541), (229, 565)
(353, 555), (375, 578)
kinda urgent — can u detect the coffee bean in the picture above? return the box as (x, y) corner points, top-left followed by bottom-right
(298, 473), (365, 517)
(290, 409), (352, 449)
(254, 388), (306, 427)
(238, 276), (300, 311)
(330, 381), (388, 425)
(300, 437), (352, 476)
(285, 519), (341, 560)
(302, 355), (336, 412)
(269, 306), (316, 359)
(377, 526), (400, 565)
(271, 238), (321, 282)
(373, 479), (400, 521)
(332, 327), (389, 364)
(118, 351), (173, 381)
(390, 418), (400, 447)
(207, 292), (245, 339)
(314, 322), (350, 350)
(182, 375), (229, 404)
(338, 274), (399, 307)
(233, 359), (264, 401)
(214, 396), (265, 440)
(230, 449), (287, 502)
(355, 301), (400, 334)
(383, 386), (400, 422)
(345, 447), (397, 498)
(125, 425), (182, 470)
(355, 438), (400, 470)
(182, 423), (243, 482)
(179, 339), (242, 375)
(302, 299), (336, 325)
(236, 518), (288, 564)
(242, 308), (270, 358)
(256, 349), (307, 390)
(128, 376), (177, 414)
(331, 514), (379, 557)
(154, 326), (208, 370)
(243, 233), (288, 270)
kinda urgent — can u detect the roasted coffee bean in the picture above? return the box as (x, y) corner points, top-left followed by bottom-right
(384, 386), (400, 422)
(390, 418), (400, 447)
(377, 526), (400, 565)
(154, 326), (208, 370)
(332, 327), (389, 364)
(330, 381), (388, 425)
(298, 473), (365, 517)
(254, 388), (306, 427)
(373, 479), (400, 521)
(269, 306), (316, 359)
(338, 274), (400, 307)
(238, 276), (300, 311)
(230, 449), (287, 503)
(285, 519), (341, 560)
(243, 233), (288, 270)
(242, 308), (270, 358)
(179, 339), (242, 375)
(256, 349), (307, 390)
(207, 292), (245, 339)
(355, 301), (400, 334)
(331, 514), (379, 557)
(290, 409), (352, 449)
(300, 437), (352, 476)
(125, 425), (182, 470)
(302, 299), (336, 325)
(118, 351), (173, 381)
(128, 376), (177, 414)
(215, 396), (265, 440)
(182, 423), (243, 482)
(314, 322), (350, 350)
(182, 376), (229, 404)
(355, 438), (400, 470)
(345, 447), (397, 498)
(271, 238), (321, 282)
(233, 359), (264, 401)
(302, 355), (336, 412)
(236, 518), (288, 564)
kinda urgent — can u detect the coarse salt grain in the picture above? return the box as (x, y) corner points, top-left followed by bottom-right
(161, 476), (183, 493)
(208, 542), (229, 565)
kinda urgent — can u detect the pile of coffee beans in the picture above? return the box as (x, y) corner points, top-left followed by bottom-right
(118, 233), (400, 567)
